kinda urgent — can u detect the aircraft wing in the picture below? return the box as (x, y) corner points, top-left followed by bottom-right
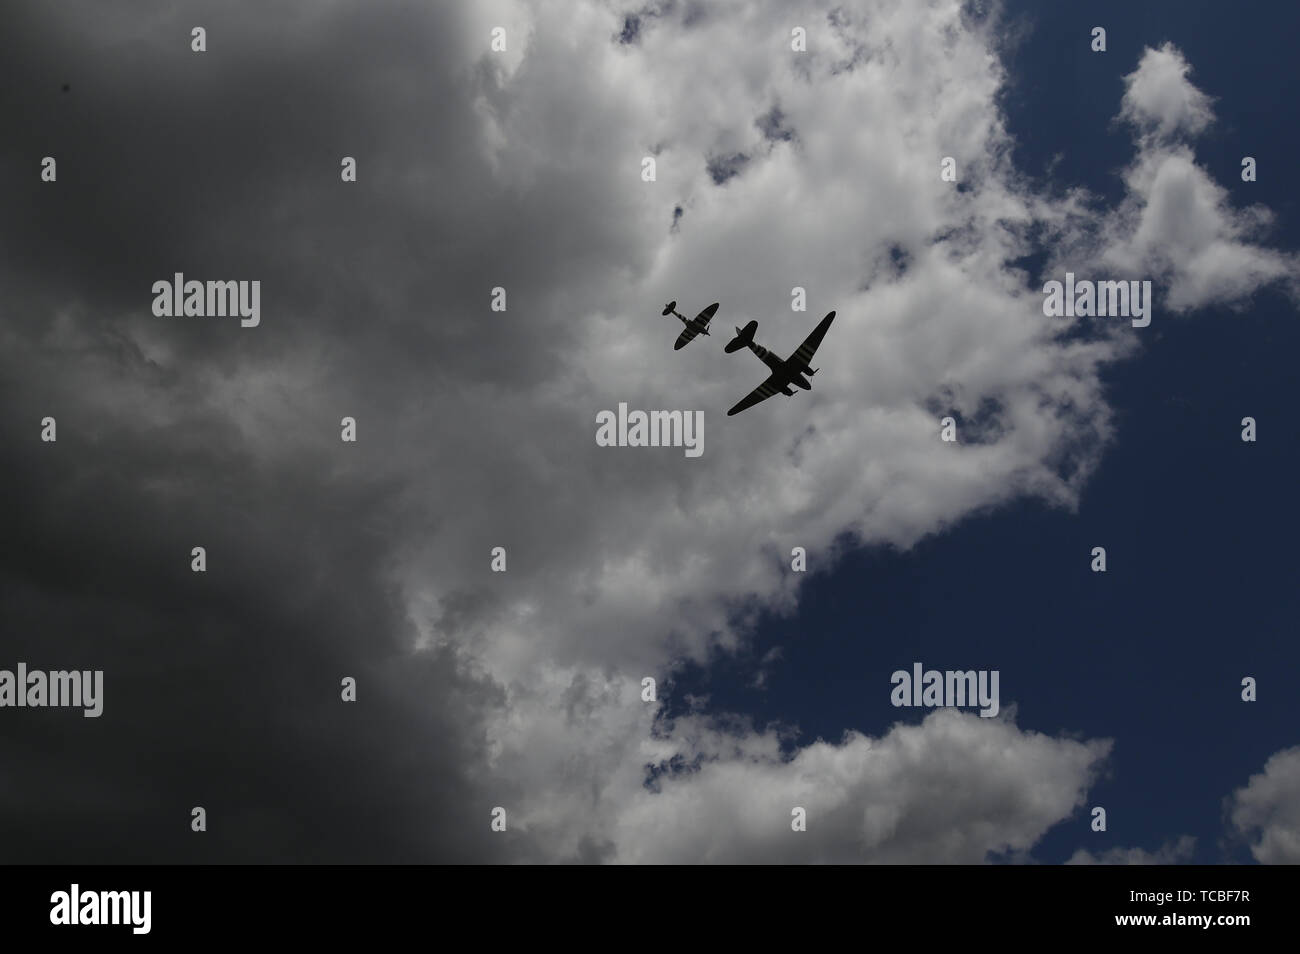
(727, 372), (784, 416)
(788, 310), (836, 370)
(695, 302), (720, 327)
(674, 325), (701, 349)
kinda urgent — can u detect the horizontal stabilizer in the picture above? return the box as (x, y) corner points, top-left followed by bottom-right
(725, 320), (758, 354)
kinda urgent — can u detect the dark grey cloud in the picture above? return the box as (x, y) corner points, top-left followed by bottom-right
(756, 105), (795, 143)
(0, 389), (509, 861)
(706, 152), (750, 185)
(0, 0), (548, 864)
(0, 0), (645, 401)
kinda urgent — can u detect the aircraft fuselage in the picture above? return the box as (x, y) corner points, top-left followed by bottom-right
(668, 308), (711, 335)
(743, 340), (812, 392)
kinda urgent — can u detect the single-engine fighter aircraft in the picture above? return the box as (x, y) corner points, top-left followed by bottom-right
(723, 311), (836, 415)
(661, 300), (720, 350)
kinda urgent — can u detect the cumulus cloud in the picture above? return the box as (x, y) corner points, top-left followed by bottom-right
(1066, 835), (1196, 866)
(613, 709), (1111, 864)
(1117, 43), (1215, 141)
(1226, 745), (1300, 864)
(476, 687), (1114, 863)
(1081, 44), (1300, 312)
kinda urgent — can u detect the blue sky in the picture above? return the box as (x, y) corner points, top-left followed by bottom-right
(667, 0), (1300, 863)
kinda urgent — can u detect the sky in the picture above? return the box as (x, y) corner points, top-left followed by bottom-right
(1, 0), (1296, 864)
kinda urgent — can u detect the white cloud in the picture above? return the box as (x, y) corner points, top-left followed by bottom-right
(403, 0), (1128, 679)
(1088, 44), (1300, 312)
(1227, 745), (1300, 864)
(612, 708), (1111, 863)
(486, 690), (1111, 863)
(378, 8), (1296, 861)
(1067, 835), (1196, 865)
(1117, 43), (1215, 141)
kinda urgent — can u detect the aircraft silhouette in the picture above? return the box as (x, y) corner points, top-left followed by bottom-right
(661, 300), (719, 350)
(723, 311), (836, 415)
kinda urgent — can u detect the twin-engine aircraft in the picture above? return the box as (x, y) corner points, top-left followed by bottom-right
(657, 299), (836, 416)
(723, 311), (836, 415)
(661, 300), (719, 350)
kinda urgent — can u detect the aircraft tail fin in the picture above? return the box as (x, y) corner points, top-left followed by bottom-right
(724, 320), (758, 354)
